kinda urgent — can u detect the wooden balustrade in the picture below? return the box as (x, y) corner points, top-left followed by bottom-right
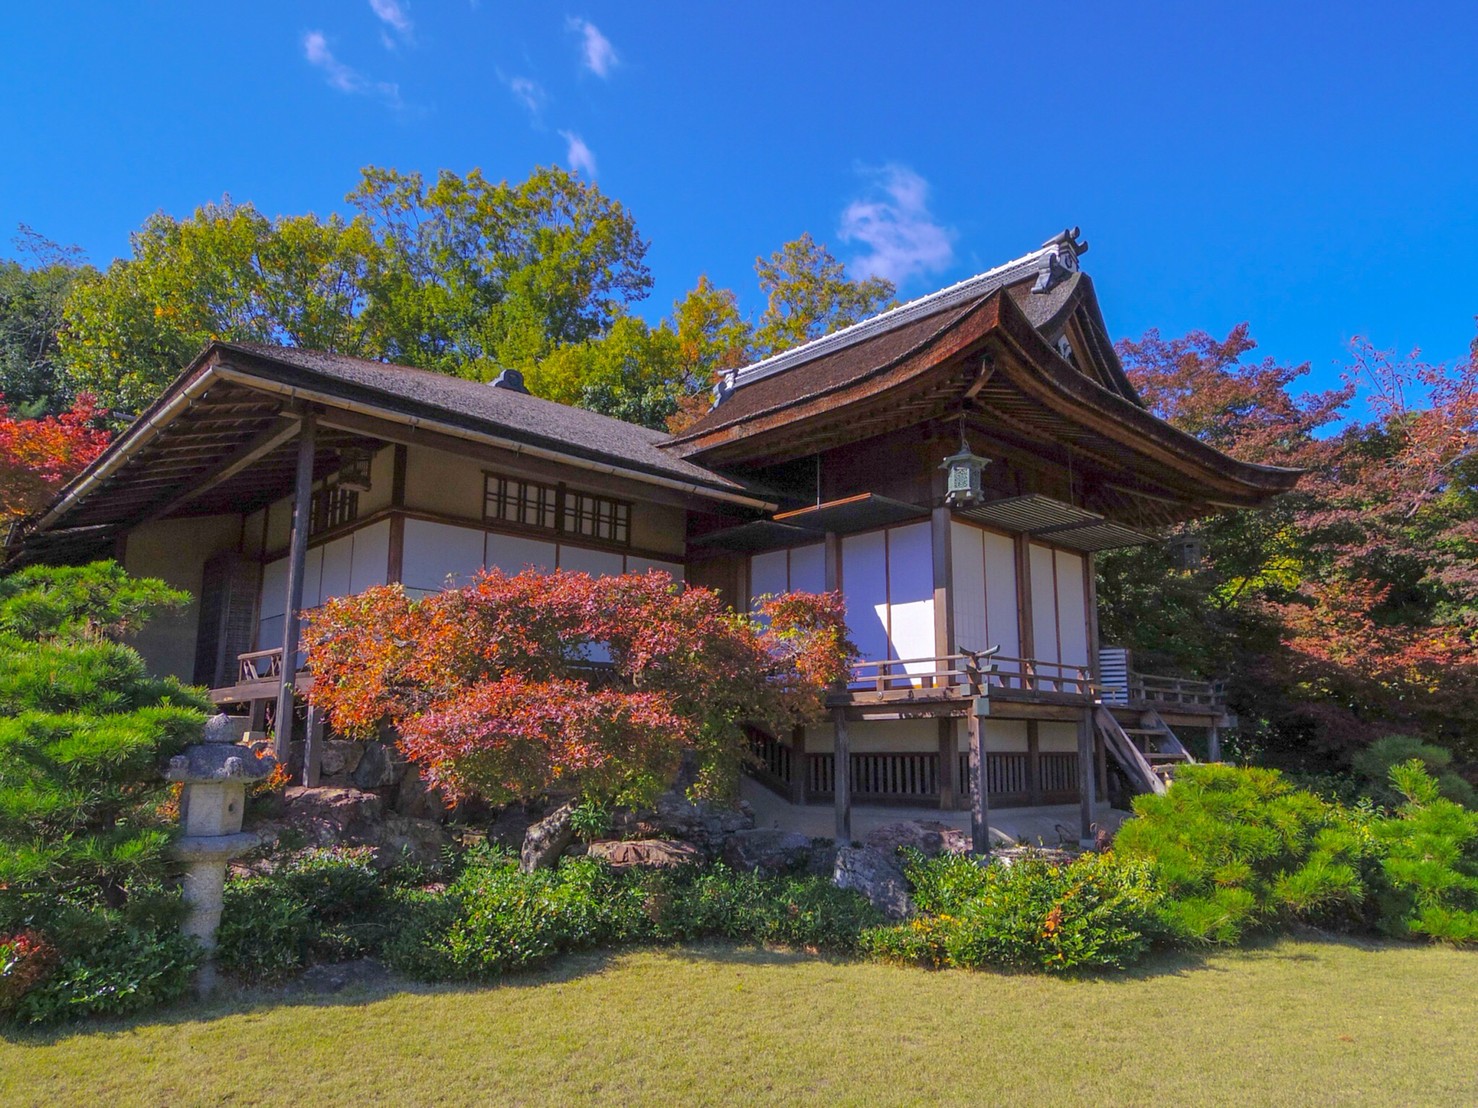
(846, 654), (1097, 701)
(795, 749), (1081, 809)
(1126, 671), (1224, 708)
(236, 648), (284, 684)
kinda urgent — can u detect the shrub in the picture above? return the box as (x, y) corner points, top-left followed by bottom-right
(650, 864), (879, 951)
(216, 847), (388, 982)
(3, 924), (198, 1025)
(1353, 736), (1476, 810)
(1114, 764), (1377, 944)
(866, 850), (1164, 974)
(1371, 761), (1478, 944)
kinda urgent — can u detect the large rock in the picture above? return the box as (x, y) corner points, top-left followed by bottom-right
(395, 765), (450, 821)
(722, 828), (817, 874)
(833, 846), (912, 920)
(587, 839), (703, 872)
(610, 792), (755, 857)
(865, 820), (970, 859)
(377, 814), (450, 869)
(521, 799), (578, 872)
(351, 741), (405, 790)
(277, 786), (386, 845)
(319, 740), (364, 779)
(259, 787), (447, 869)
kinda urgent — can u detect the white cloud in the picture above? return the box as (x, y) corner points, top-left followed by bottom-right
(303, 31), (403, 108)
(507, 76), (547, 118)
(559, 130), (598, 177)
(566, 17), (617, 77)
(839, 164), (956, 286)
(369, 0), (413, 41)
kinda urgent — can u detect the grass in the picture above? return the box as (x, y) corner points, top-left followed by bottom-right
(2, 937), (1475, 1106)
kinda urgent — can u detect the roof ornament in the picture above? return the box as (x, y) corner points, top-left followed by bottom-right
(490, 367), (529, 394)
(1032, 226), (1089, 294)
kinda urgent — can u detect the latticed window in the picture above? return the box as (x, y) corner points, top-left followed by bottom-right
(563, 490), (630, 545)
(483, 473), (631, 546)
(485, 474), (559, 530)
(310, 484), (359, 536)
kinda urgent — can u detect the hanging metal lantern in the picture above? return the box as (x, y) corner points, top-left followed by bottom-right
(337, 446), (374, 492)
(940, 416), (990, 508)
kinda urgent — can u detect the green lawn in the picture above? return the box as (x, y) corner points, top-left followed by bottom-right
(3, 938), (1475, 1107)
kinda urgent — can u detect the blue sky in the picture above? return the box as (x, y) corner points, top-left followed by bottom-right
(3, 2), (1475, 398)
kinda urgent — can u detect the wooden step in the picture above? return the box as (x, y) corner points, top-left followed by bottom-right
(1122, 727), (1168, 735)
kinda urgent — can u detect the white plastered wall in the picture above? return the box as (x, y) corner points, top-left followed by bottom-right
(122, 515), (242, 682)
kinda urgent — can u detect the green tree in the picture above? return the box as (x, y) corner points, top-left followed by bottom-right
(60, 199), (381, 413)
(0, 228), (93, 415)
(349, 164), (652, 376)
(752, 233), (894, 357)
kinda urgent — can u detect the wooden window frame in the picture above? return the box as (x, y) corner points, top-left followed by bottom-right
(482, 471), (632, 548)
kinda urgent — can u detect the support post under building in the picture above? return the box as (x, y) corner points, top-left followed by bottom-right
(274, 411), (316, 766)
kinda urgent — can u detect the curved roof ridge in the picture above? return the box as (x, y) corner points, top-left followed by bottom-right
(719, 237), (1073, 397)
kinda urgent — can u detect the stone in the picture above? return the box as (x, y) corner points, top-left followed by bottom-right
(201, 712), (247, 745)
(833, 846), (912, 920)
(377, 814), (450, 869)
(587, 839), (703, 872)
(864, 820), (970, 859)
(520, 798), (578, 872)
(721, 828), (816, 874)
(395, 765), (451, 821)
(319, 740), (364, 779)
(351, 741), (405, 790)
(611, 790), (755, 857)
(275, 786), (386, 847)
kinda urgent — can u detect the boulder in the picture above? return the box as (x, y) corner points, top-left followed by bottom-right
(395, 765), (451, 821)
(833, 845), (912, 920)
(351, 741), (405, 790)
(611, 791), (755, 856)
(721, 828), (816, 874)
(377, 814), (450, 869)
(319, 740), (364, 779)
(865, 820), (970, 859)
(587, 839), (703, 872)
(521, 798), (578, 872)
(276, 786), (386, 846)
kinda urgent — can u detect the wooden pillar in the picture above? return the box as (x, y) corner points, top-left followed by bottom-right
(790, 725), (808, 806)
(1077, 708), (1096, 845)
(248, 698), (268, 734)
(1014, 533), (1036, 663)
(931, 505), (954, 690)
(1207, 723), (1222, 763)
(937, 716), (956, 810)
(1096, 728), (1110, 797)
(302, 703), (326, 787)
(274, 411), (316, 764)
(824, 531), (841, 592)
(968, 698), (991, 854)
(832, 707), (851, 843)
(1026, 720), (1043, 805)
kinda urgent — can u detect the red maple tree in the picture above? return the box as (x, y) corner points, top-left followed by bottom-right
(303, 568), (854, 806)
(0, 395), (111, 525)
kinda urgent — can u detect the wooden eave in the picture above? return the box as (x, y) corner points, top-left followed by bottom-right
(667, 292), (1300, 516)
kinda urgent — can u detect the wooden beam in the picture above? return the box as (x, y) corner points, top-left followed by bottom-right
(316, 407), (716, 513)
(1077, 708), (1096, 845)
(931, 505), (954, 679)
(937, 717), (956, 810)
(274, 412), (316, 764)
(303, 703), (325, 788)
(1207, 723), (1222, 763)
(391, 443), (408, 507)
(135, 415), (295, 526)
(790, 726), (808, 806)
(386, 513), (405, 584)
(1026, 719), (1043, 805)
(1014, 533), (1036, 662)
(832, 707), (851, 843)
(968, 698), (991, 855)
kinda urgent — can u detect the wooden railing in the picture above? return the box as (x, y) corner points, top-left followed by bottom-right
(748, 728), (793, 793)
(236, 648), (284, 684)
(799, 749), (1081, 808)
(846, 654), (1096, 700)
(1127, 672), (1224, 709)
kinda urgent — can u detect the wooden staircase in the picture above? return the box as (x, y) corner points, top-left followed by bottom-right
(1094, 706), (1196, 796)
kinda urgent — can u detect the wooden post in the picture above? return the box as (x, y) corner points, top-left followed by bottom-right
(303, 703), (326, 787)
(274, 411), (316, 764)
(968, 698), (990, 854)
(1014, 533), (1035, 667)
(247, 698), (268, 735)
(937, 716), (956, 810)
(1077, 708), (1096, 845)
(931, 505), (953, 692)
(1207, 723), (1222, 763)
(790, 725), (808, 806)
(1026, 720), (1043, 805)
(832, 707), (851, 843)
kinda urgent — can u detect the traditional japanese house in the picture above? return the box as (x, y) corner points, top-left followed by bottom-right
(6, 229), (1300, 841)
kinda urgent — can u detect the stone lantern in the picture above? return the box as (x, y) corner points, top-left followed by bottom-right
(166, 713), (276, 969)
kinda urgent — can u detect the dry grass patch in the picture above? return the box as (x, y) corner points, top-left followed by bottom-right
(2, 937), (1475, 1106)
